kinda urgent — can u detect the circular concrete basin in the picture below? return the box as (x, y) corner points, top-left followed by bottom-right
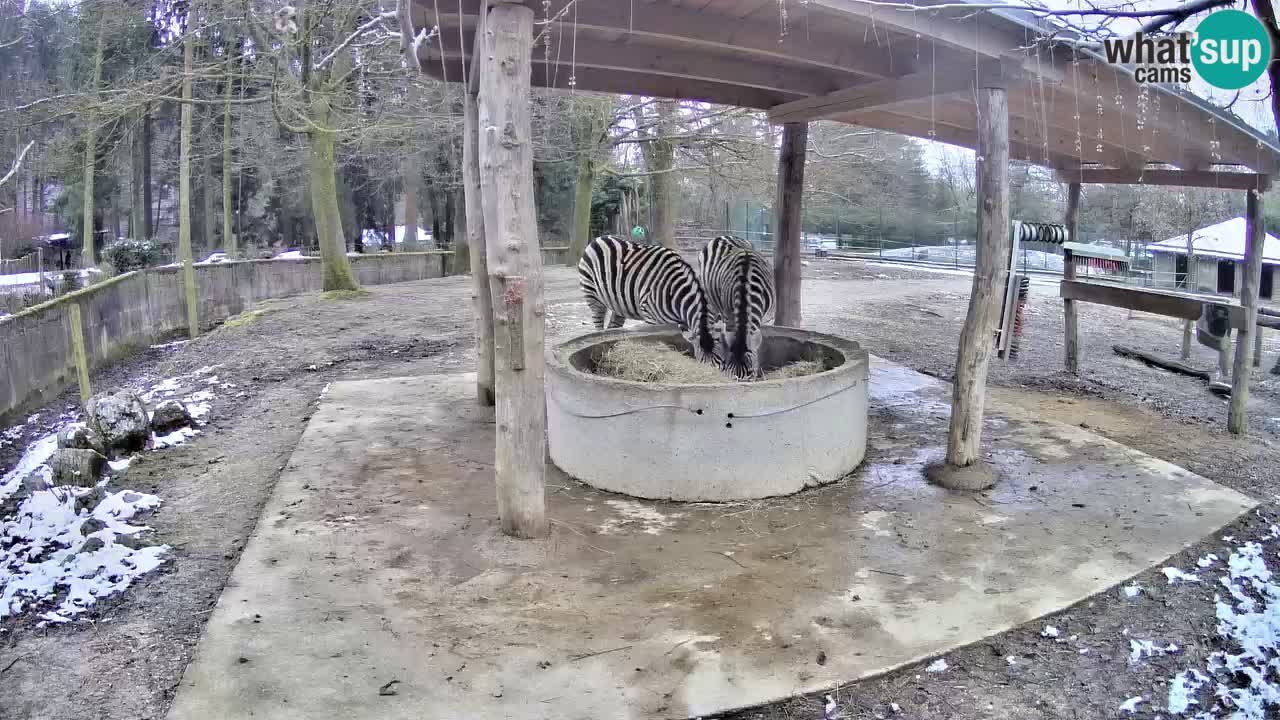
(546, 326), (869, 501)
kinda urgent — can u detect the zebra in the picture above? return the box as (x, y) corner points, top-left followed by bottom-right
(578, 235), (723, 365)
(698, 235), (775, 379)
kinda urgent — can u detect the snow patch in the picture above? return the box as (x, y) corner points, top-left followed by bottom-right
(1129, 639), (1179, 663)
(597, 500), (683, 536)
(1, 487), (170, 619)
(0, 434), (57, 501)
(152, 427), (200, 449)
(925, 658), (948, 673)
(1040, 625), (1060, 638)
(1123, 583), (1143, 598)
(1118, 696), (1144, 714)
(1162, 567), (1202, 584)
(1167, 669), (1210, 715)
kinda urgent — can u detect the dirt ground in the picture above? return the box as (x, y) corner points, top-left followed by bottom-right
(2, 259), (1279, 720)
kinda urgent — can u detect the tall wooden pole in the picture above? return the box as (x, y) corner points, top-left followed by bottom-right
(1228, 189), (1265, 434)
(1062, 182), (1081, 374)
(773, 122), (807, 327)
(479, 2), (546, 538)
(945, 86), (1010, 472)
(463, 3), (495, 407)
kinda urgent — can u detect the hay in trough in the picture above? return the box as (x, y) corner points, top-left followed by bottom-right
(763, 359), (825, 380)
(595, 340), (727, 384)
(594, 339), (827, 383)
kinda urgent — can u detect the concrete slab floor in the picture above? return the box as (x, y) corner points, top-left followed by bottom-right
(166, 360), (1256, 720)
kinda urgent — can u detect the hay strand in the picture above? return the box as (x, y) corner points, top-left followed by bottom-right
(593, 340), (825, 384)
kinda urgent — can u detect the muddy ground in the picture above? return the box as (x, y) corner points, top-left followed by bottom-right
(1, 259), (1278, 720)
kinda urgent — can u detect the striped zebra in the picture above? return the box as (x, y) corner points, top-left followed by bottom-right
(698, 235), (775, 379)
(578, 235), (723, 365)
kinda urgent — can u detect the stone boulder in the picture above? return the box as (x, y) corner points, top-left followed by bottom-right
(49, 448), (107, 487)
(1263, 417), (1280, 435)
(88, 391), (150, 455)
(57, 423), (103, 452)
(150, 399), (193, 434)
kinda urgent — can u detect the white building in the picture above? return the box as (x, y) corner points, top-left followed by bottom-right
(1148, 217), (1280, 299)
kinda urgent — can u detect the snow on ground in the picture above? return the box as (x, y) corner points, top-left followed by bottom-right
(0, 366), (226, 623)
(0, 267), (101, 293)
(1162, 566), (1202, 584)
(1127, 519), (1280, 718)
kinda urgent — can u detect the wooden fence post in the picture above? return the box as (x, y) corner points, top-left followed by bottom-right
(68, 303), (92, 405)
(943, 84), (1010, 478)
(1062, 182), (1081, 374)
(773, 122), (807, 327)
(479, 2), (546, 538)
(1228, 189), (1264, 434)
(463, 7), (495, 407)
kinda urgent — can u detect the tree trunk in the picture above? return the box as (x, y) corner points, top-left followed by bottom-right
(650, 105), (677, 248)
(142, 106), (153, 240)
(130, 115), (145, 239)
(1063, 182), (1081, 373)
(442, 189), (455, 247)
(452, 188), (469, 273)
(81, 19), (107, 265)
(307, 123), (360, 290)
(944, 86), (1010, 475)
(570, 150), (594, 264)
(479, 2), (546, 538)
(203, 142), (217, 253)
(464, 78), (494, 405)
(427, 186), (443, 249)
(1228, 190), (1265, 434)
(178, 16), (199, 337)
(223, 59), (236, 258)
(773, 122), (807, 327)
(401, 156), (419, 250)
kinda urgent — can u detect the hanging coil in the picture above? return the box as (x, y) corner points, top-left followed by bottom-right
(1015, 222), (1069, 245)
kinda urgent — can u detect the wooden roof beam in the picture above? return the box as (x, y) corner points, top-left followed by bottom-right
(768, 58), (1021, 124)
(431, 1), (914, 80)
(443, 30), (839, 97)
(846, 110), (1084, 170)
(423, 53), (798, 109)
(1055, 168), (1272, 191)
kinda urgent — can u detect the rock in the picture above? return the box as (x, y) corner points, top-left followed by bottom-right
(88, 391), (150, 455)
(1263, 417), (1280, 435)
(150, 399), (193, 434)
(57, 424), (103, 452)
(80, 518), (106, 536)
(74, 488), (102, 514)
(50, 448), (107, 487)
(115, 534), (147, 550)
(80, 537), (106, 553)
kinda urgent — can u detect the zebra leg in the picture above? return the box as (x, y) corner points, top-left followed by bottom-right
(586, 296), (609, 329)
(607, 312), (627, 329)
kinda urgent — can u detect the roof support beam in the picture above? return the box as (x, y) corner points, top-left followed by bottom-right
(433, 1), (912, 80)
(1055, 168), (1272, 191)
(768, 60), (1020, 124)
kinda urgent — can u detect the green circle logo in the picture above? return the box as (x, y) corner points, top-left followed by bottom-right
(1192, 10), (1273, 90)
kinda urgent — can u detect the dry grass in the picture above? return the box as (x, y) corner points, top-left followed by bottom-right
(763, 359), (825, 380)
(594, 340), (727, 384)
(594, 340), (826, 384)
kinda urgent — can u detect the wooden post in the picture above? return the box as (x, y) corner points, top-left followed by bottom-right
(68, 303), (92, 405)
(1253, 328), (1263, 368)
(944, 86), (1010, 474)
(773, 122), (807, 327)
(1228, 189), (1265, 434)
(1062, 182), (1080, 374)
(37, 247), (45, 295)
(479, 2), (546, 538)
(463, 11), (495, 407)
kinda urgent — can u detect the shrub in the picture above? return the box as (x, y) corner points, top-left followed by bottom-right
(102, 238), (160, 272)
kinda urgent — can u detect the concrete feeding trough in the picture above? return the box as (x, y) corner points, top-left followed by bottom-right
(546, 326), (869, 501)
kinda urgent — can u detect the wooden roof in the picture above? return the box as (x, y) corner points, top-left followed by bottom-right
(417, 0), (1280, 175)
